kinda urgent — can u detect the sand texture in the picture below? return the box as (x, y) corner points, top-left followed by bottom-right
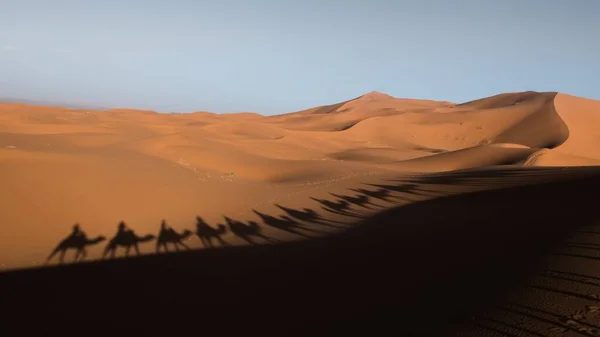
(1, 91), (600, 335)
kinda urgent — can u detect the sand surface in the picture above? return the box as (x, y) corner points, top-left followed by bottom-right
(1, 91), (600, 269)
(2, 90), (600, 334)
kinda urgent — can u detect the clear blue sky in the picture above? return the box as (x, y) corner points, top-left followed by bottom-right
(1, 0), (599, 115)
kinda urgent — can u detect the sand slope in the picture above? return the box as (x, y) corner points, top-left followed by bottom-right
(526, 93), (600, 166)
(1, 90), (600, 270)
(4, 166), (600, 336)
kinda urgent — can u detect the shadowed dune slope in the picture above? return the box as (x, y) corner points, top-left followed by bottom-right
(2, 166), (600, 336)
(455, 91), (543, 109)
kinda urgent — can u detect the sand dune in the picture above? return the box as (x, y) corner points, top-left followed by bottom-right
(383, 143), (538, 172)
(2, 89), (600, 335)
(1, 90), (600, 269)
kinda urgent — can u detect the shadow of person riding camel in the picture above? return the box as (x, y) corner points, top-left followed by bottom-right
(155, 219), (193, 253)
(308, 197), (366, 218)
(348, 188), (395, 203)
(102, 221), (156, 259)
(329, 193), (378, 209)
(251, 210), (323, 238)
(224, 216), (279, 244)
(195, 216), (230, 248)
(46, 223), (106, 264)
(274, 204), (347, 228)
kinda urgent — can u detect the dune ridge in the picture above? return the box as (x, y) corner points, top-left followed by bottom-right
(3, 166), (600, 336)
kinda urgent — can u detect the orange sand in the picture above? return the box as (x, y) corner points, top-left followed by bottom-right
(1, 91), (600, 270)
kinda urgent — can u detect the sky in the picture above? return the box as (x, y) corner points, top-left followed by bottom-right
(1, 0), (599, 115)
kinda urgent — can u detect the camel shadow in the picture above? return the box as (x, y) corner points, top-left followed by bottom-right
(348, 188), (395, 203)
(46, 224), (106, 264)
(252, 210), (321, 238)
(329, 193), (380, 209)
(155, 220), (193, 253)
(362, 182), (432, 203)
(195, 216), (230, 248)
(102, 221), (156, 259)
(364, 183), (421, 195)
(309, 197), (366, 218)
(274, 204), (348, 229)
(224, 216), (280, 244)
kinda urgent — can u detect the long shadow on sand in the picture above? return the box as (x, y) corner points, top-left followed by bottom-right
(329, 192), (381, 209)
(252, 209), (325, 238)
(225, 216), (280, 244)
(102, 221), (156, 259)
(3, 168), (600, 336)
(195, 216), (231, 248)
(46, 224), (106, 264)
(348, 187), (396, 203)
(309, 196), (369, 218)
(274, 204), (348, 229)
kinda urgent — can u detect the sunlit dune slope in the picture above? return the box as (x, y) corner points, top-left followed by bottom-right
(2, 90), (600, 179)
(523, 93), (600, 166)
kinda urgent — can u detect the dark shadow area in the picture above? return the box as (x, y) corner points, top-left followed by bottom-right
(348, 187), (395, 203)
(3, 169), (600, 336)
(329, 192), (380, 209)
(391, 166), (596, 187)
(492, 302), (599, 336)
(309, 196), (367, 218)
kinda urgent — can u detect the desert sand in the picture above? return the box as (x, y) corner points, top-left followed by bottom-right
(2, 91), (600, 335)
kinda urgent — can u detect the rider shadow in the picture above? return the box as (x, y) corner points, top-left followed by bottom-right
(274, 204), (348, 229)
(195, 216), (230, 248)
(252, 210), (322, 238)
(224, 216), (280, 244)
(102, 221), (156, 259)
(46, 224), (106, 264)
(155, 219), (193, 253)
